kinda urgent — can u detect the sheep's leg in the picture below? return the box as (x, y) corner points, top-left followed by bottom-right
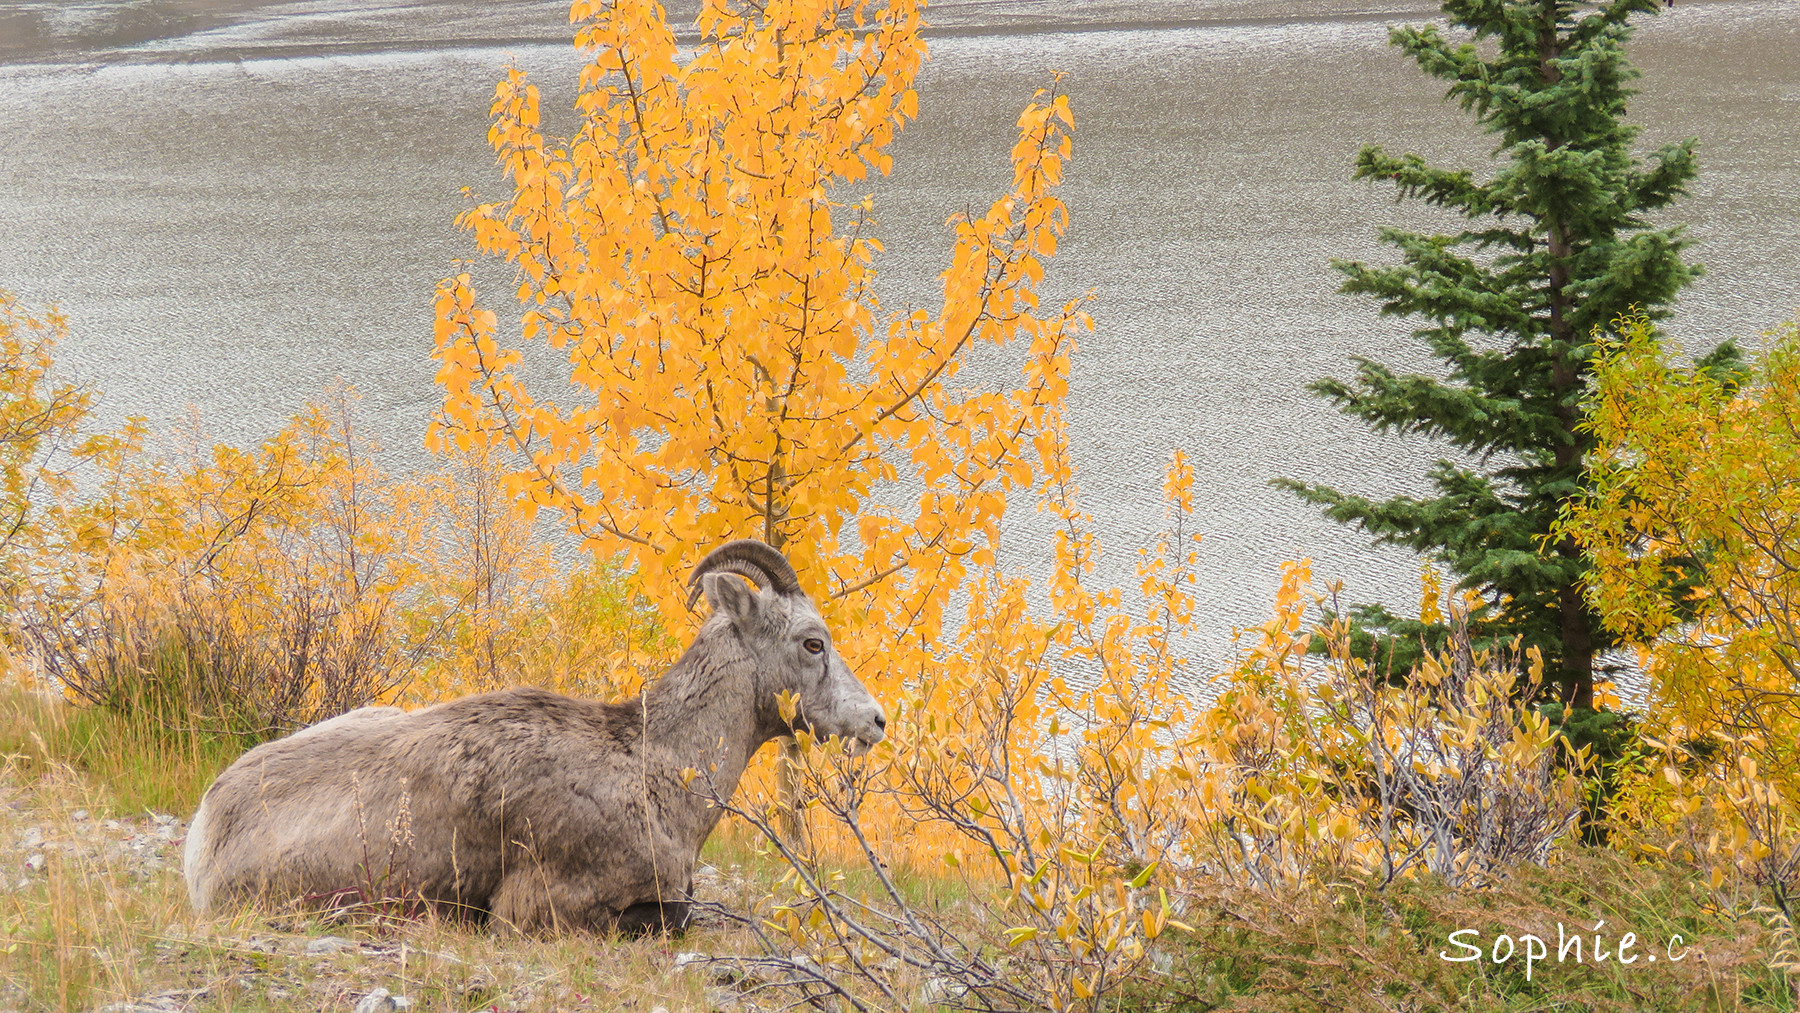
(488, 871), (561, 933)
(613, 899), (691, 936)
(491, 871), (685, 934)
(614, 875), (696, 935)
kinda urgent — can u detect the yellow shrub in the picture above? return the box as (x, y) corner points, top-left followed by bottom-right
(1564, 315), (1800, 910)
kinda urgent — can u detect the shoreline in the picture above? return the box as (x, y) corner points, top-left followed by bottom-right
(1, 1), (1449, 68)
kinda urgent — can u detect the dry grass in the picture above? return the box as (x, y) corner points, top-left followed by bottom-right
(1132, 850), (1797, 1013)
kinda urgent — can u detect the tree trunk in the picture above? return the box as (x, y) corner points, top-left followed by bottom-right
(1539, 7), (1595, 710)
(1558, 582), (1595, 709)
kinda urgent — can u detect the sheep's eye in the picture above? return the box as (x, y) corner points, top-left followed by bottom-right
(803, 638), (825, 655)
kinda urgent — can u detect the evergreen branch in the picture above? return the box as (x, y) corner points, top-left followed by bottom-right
(1308, 363), (1530, 458)
(1627, 139), (1700, 212)
(1354, 146), (1498, 216)
(1335, 237), (1537, 340)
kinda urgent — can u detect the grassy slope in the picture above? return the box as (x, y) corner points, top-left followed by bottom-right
(1148, 852), (1790, 1012)
(0, 689), (1790, 1013)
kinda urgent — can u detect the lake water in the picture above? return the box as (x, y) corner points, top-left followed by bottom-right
(1, 0), (1795, 673)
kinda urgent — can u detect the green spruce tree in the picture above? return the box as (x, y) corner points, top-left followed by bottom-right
(1279, 0), (1709, 710)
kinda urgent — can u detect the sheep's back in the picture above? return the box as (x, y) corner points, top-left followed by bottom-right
(185, 687), (667, 926)
(185, 704), (452, 911)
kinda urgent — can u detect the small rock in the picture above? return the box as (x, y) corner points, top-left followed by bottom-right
(677, 953), (746, 985)
(392, 999), (412, 1011)
(352, 988), (397, 1013)
(704, 987), (744, 1011)
(651, 1006), (671, 1013)
(103, 819), (122, 831)
(145, 989), (208, 1007)
(306, 935), (356, 955)
(21, 827), (43, 849)
(24, 853), (45, 872)
(149, 812), (175, 826)
(72, 809), (90, 822)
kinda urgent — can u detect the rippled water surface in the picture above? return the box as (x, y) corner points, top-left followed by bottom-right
(1, 0), (1795, 667)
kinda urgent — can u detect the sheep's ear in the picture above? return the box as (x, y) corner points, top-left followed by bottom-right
(702, 572), (761, 627)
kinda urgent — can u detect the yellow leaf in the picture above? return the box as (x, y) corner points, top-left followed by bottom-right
(1005, 926), (1039, 947)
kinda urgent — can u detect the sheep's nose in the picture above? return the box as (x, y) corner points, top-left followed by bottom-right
(874, 713), (887, 731)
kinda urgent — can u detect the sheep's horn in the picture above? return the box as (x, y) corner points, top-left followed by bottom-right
(686, 539), (803, 610)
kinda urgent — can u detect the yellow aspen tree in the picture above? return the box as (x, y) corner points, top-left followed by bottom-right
(431, 0), (1084, 681)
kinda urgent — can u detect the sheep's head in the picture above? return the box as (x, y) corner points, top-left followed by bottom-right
(688, 540), (887, 753)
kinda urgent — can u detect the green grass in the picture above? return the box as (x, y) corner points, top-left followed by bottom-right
(0, 686), (245, 815)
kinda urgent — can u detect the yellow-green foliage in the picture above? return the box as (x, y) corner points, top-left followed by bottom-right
(1564, 315), (1800, 914)
(1569, 315), (1800, 730)
(0, 688), (237, 817)
(0, 295), (85, 535)
(394, 448), (672, 706)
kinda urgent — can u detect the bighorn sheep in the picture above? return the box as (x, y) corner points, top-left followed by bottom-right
(182, 540), (886, 932)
